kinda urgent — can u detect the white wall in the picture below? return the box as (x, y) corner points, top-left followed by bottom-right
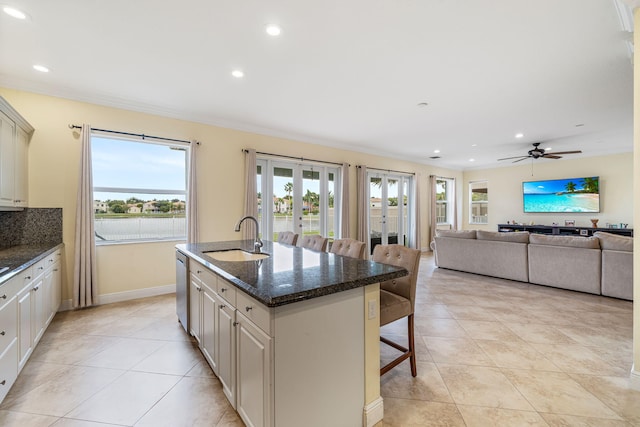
(463, 153), (633, 231)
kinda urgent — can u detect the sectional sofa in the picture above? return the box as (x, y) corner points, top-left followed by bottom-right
(431, 229), (633, 300)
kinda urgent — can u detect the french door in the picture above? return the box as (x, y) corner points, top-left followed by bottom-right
(368, 171), (414, 253)
(257, 159), (339, 242)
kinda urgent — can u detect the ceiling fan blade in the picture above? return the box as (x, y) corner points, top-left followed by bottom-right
(512, 157), (530, 163)
(498, 155), (529, 161)
(547, 150), (582, 155)
(543, 155), (562, 159)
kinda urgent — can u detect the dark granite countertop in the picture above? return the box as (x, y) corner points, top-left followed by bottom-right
(0, 243), (64, 285)
(176, 240), (407, 307)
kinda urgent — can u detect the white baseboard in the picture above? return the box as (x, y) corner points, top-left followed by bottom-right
(59, 283), (176, 311)
(631, 365), (640, 390)
(363, 397), (384, 427)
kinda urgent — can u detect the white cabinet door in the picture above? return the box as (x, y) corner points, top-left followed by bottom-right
(13, 126), (28, 207)
(0, 110), (15, 207)
(49, 261), (62, 321)
(189, 275), (202, 344)
(31, 276), (46, 345)
(216, 293), (236, 408)
(200, 282), (217, 373)
(17, 286), (32, 372)
(236, 312), (272, 427)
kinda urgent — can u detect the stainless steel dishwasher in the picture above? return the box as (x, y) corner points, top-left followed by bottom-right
(176, 250), (189, 332)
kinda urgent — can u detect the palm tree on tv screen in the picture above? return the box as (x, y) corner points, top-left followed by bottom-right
(565, 181), (577, 193)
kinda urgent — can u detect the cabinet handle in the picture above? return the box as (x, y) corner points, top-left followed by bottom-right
(245, 306), (253, 312)
(197, 270), (202, 274)
(0, 331), (5, 336)
(220, 287), (227, 293)
(49, 259), (54, 263)
(0, 380), (5, 386)
(233, 321), (239, 327)
(1, 294), (6, 300)
(33, 286), (39, 292)
(219, 305), (226, 309)
(25, 275), (31, 280)
(38, 266), (44, 270)
(53, 269), (59, 272)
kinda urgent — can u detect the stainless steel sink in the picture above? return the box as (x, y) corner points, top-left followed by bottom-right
(205, 250), (269, 262)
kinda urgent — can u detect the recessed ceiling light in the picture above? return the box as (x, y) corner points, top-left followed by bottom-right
(3, 5), (27, 20)
(231, 70), (244, 78)
(417, 102), (429, 108)
(265, 24), (281, 36)
(545, 147), (552, 151)
(33, 64), (49, 73)
(434, 149), (440, 154)
(469, 158), (475, 162)
(515, 133), (524, 138)
(471, 144), (477, 147)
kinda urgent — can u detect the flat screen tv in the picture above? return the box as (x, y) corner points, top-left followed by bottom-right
(523, 176), (600, 213)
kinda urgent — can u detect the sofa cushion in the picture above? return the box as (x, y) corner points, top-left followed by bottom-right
(477, 230), (529, 243)
(594, 231), (633, 252)
(529, 233), (600, 249)
(435, 229), (476, 239)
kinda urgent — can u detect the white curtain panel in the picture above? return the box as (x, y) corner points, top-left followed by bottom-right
(428, 175), (437, 249)
(340, 162), (350, 238)
(356, 166), (369, 256)
(243, 149), (258, 240)
(73, 124), (97, 308)
(412, 174), (422, 250)
(187, 141), (199, 243)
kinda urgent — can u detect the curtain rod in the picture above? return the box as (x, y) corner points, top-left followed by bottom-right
(244, 149), (349, 167)
(359, 165), (415, 176)
(68, 124), (198, 145)
(430, 174), (455, 180)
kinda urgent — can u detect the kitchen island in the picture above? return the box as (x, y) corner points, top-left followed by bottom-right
(176, 239), (408, 427)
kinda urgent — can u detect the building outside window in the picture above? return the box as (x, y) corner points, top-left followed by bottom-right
(91, 134), (188, 243)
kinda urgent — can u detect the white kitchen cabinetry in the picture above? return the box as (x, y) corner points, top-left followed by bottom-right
(0, 97), (34, 209)
(0, 279), (19, 403)
(0, 246), (63, 404)
(190, 262), (218, 371)
(214, 289), (236, 407)
(236, 310), (272, 427)
(189, 272), (202, 344)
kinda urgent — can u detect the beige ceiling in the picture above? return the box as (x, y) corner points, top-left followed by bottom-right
(0, 0), (634, 170)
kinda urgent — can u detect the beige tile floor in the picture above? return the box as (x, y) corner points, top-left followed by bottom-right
(0, 253), (637, 426)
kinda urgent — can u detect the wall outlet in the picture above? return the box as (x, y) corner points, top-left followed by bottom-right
(368, 300), (376, 320)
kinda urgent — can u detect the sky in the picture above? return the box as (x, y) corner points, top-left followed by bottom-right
(92, 136), (187, 201)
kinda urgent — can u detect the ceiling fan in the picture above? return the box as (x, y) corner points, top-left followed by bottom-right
(497, 142), (582, 163)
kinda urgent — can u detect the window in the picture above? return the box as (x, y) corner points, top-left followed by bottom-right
(257, 158), (341, 242)
(469, 181), (488, 224)
(91, 134), (188, 243)
(436, 178), (451, 224)
(368, 172), (414, 253)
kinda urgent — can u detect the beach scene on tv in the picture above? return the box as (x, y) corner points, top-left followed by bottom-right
(523, 177), (600, 213)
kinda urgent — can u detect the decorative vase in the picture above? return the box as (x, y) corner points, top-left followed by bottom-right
(591, 219), (599, 228)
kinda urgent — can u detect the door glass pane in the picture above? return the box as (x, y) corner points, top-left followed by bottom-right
(327, 171), (336, 239)
(386, 178), (399, 245)
(301, 168), (320, 236)
(369, 176), (383, 253)
(402, 179), (409, 246)
(273, 166), (294, 240)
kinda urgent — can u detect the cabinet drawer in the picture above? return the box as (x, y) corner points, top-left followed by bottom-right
(32, 259), (47, 279)
(236, 291), (272, 335)
(17, 266), (34, 288)
(217, 279), (237, 307)
(45, 250), (62, 270)
(0, 296), (17, 354)
(191, 262), (217, 289)
(0, 338), (18, 403)
(0, 275), (22, 311)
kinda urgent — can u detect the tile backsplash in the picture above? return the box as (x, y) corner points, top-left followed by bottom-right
(0, 208), (63, 248)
